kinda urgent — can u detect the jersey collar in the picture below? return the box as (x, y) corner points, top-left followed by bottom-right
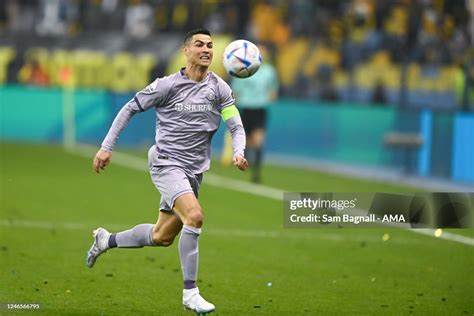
(180, 67), (211, 83)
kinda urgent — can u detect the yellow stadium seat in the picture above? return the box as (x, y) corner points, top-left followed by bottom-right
(0, 46), (16, 84)
(276, 38), (309, 86)
(303, 44), (340, 78)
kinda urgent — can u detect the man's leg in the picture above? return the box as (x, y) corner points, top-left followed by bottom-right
(174, 193), (202, 289)
(111, 211), (183, 248)
(173, 193), (215, 313)
(86, 212), (182, 268)
(249, 128), (265, 183)
(151, 211), (183, 246)
(109, 224), (155, 248)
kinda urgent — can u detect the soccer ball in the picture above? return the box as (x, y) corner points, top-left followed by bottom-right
(223, 40), (262, 78)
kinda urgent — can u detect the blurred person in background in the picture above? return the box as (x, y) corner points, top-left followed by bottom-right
(124, 0), (153, 39)
(18, 59), (49, 86)
(455, 48), (474, 111)
(226, 43), (279, 183)
(35, 0), (72, 36)
(317, 64), (339, 102)
(303, 64), (339, 102)
(371, 78), (388, 105)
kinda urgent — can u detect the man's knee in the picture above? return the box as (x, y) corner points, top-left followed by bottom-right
(152, 231), (175, 247)
(184, 206), (204, 228)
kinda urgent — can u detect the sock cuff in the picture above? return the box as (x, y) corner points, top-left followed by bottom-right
(108, 234), (117, 248)
(147, 225), (157, 246)
(182, 224), (201, 235)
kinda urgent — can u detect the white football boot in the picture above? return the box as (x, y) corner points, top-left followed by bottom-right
(86, 227), (111, 268)
(183, 288), (215, 315)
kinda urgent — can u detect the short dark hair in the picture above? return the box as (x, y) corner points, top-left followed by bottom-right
(183, 28), (211, 45)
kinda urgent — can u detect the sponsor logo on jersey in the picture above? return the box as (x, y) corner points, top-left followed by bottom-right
(175, 103), (213, 112)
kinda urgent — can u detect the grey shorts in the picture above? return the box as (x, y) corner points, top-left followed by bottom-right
(148, 147), (202, 212)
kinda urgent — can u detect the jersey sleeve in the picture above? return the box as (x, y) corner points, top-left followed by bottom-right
(216, 76), (235, 110)
(101, 76), (174, 152)
(222, 111), (246, 158)
(215, 76), (245, 157)
(134, 75), (173, 110)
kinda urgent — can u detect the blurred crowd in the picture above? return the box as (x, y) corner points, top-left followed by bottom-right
(0, 0), (472, 109)
(0, 0), (249, 38)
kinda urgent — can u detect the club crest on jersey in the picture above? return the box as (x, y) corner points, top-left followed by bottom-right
(205, 90), (216, 102)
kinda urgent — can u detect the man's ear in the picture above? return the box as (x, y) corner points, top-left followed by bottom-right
(182, 45), (188, 55)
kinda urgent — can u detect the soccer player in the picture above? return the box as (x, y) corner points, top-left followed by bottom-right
(86, 28), (248, 315)
(230, 44), (278, 183)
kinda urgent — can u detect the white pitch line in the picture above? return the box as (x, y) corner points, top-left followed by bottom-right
(0, 219), (448, 246)
(68, 145), (474, 247)
(1, 219), (471, 248)
(71, 145), (283, 200)
(412, 228), (474, 246)
(0, 219), (356, 242)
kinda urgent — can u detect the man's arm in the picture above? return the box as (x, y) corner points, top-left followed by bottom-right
(93, 102), (141, 173)
(93, 76), (171, 174)
(221, 105), (248, 171)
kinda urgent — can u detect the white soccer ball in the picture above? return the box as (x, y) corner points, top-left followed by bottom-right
(223, 40), (262, 78)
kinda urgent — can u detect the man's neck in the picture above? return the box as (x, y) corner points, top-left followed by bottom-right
(184, 64), (208, 82)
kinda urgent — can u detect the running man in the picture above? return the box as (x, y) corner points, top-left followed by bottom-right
(86, 28), (248, 315)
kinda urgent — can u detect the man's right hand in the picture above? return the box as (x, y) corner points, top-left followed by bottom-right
(93, 149), (112, 174)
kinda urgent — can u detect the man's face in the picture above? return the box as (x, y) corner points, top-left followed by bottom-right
(183, 34), (213, 67)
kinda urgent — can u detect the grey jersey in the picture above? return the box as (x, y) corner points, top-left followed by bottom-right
(101, 68), (246, 174)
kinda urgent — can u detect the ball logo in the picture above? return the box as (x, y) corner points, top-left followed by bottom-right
(223, 39), (262, 78)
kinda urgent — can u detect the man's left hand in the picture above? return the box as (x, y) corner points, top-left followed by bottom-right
(233, 155), (248, 171)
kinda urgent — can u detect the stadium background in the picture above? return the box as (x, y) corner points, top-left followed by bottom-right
(1, 0), (473, 315)
(1, 0), (473, 184)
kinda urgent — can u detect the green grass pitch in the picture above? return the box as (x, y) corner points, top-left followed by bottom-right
(1, 143), (473, 315)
